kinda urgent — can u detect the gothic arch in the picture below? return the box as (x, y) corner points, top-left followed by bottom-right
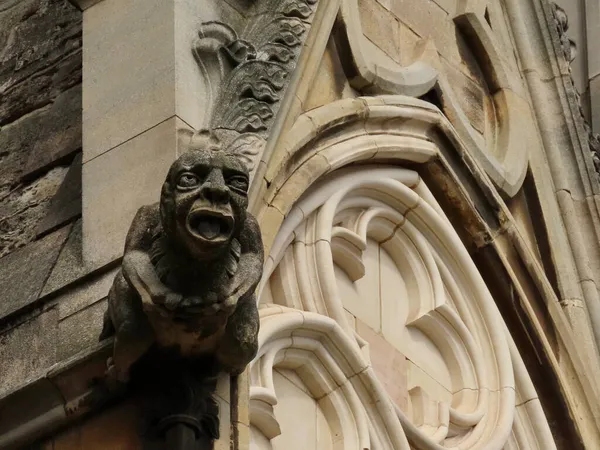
(251, 96), (562, 449)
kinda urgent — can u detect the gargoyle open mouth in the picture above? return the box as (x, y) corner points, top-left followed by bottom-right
(187, 209), (234, 242)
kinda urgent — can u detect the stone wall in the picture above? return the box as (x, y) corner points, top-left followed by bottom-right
(0, 0), (82, 394)
(0, 0), (81, 258)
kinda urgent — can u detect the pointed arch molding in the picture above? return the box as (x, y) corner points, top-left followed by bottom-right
(253, 166), (555, 449)
(251, 95), (600, 448)
(336, 0), (438, 97)
(447, 7), (534, 198)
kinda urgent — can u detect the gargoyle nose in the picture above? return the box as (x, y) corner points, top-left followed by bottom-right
(204, 184), (230, 204)
(201, 170), (230, 204)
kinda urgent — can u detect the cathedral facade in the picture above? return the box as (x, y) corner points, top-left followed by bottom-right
(1, 0), (600, 449)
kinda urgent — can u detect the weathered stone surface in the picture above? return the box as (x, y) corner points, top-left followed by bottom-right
(0, 308), (59, 398)
(40, 220), (86, 297)
(591, 74), (600, 133)
(441, 58), (488, 136)
(24, 85), (82, 177)
(0, 378), (64, 443)
(57, 298), (106, 361)
(0, 226), (70, 319)
(57, 267), (116, 320)
(303, 39), (357, 112)
(0, 167), (68, 258)
(35, 152), (82, 238)
(0, 0), (81, 126)
(359, 0), (402, 64)
(0, 85), (82, 187)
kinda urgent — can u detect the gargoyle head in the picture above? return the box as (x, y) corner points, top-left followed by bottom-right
(160, 131), (249, 261)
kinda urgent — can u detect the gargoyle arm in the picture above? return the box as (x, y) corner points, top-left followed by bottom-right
(120, 205), (174, 305)
(225, 214), (264, 301)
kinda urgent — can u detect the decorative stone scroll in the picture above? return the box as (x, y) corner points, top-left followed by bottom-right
(192, 0), (319, 174)
(100, 131), (264, 449)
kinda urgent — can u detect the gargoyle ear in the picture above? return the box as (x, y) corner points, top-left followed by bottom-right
(228, 134), (264, 173)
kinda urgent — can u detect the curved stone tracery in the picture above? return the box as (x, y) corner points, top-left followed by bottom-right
(250, 97), (557, 449)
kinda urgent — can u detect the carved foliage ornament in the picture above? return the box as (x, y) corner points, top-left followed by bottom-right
(192, 0), (318, 173)
(551, 3), (600, 178)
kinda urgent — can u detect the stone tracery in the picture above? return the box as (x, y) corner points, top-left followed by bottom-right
(249, 96), (557, 449)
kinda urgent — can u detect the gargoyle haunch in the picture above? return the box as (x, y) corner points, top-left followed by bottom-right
(100, 130), (263, 382)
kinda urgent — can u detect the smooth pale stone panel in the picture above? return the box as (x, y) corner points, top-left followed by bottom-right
(82, 117), (190, 267)
(251, 426), (272, 450)
(379, 244), (409, 348)
(407, 360), (452, 405)
(270, 371), (334, 450)
(404, 327), (453, 392)
(356, 320), (409, 411)
(83, 0), (176, 162)
(334, 239), (381, 332)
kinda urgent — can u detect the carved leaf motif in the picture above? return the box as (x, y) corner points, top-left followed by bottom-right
(281, 1), (313, 19)
(222, 98), (274, 133)
(258, 43), (295, 64)
(228, 134), (264, 172)
(274, 18), (306, 47)
(240, 81), (280, 103)
(223, 39), (257, 65)
(193, 0), (317, 157)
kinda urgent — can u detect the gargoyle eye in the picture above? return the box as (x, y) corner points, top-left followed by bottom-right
(177, 172), (200, 190)
(227, 175), (249, 193)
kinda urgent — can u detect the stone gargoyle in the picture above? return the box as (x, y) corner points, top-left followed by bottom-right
(100, 130), (263, 384)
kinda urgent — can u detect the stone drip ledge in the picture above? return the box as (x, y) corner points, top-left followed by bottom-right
(0, 339), (115, 450)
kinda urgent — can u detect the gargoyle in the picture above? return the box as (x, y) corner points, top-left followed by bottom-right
(100, 130), (263, 383)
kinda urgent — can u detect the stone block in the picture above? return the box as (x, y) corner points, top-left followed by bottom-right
(0, 0), (81, 124)
(82, 117), (187, 267)
(57, 298), (106, 361)
(356, 320), (408, 410)
(40, 220), (85, 296)
(36, 152), (82, 238)
(388, 0), (459, 64)
(359, 0), (402, 64)
(303, 39), (357, 112)
(82, 0), (176, 161)
(24, 85), (82, 177)
(0, 83), (81, 186)
(57, 268), (116, 320)
(82, 0), (246, 161)
(0, 308), (59, 398)
(441, 58), (487, 136)
(0, 226), (71, 319)
(398, 21), (422, 67)
(0, 166), (68, 258)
